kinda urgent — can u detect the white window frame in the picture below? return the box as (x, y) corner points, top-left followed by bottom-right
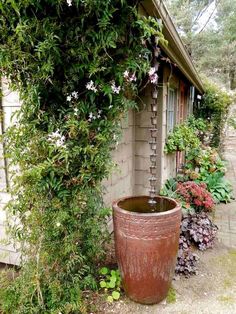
(166, 87), (177, 135)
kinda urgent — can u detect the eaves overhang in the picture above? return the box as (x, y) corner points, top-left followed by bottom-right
(141, 0), (204, 94)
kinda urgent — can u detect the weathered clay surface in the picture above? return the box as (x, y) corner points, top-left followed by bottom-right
(113, 196), (181, 304)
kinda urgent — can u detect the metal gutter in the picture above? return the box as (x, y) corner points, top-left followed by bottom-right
(141, 0), (204, 93)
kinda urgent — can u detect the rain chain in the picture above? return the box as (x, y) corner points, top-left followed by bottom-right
(148, 59), (159, 207)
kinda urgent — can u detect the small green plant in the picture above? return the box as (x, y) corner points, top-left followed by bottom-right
(99, 267), (121, 302)
(166, 286), (177, 304)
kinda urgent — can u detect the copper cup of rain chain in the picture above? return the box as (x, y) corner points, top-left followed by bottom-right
(151, 116), (157, 125)
(152, 90), (158, 99)
(149, 141), (157, 151)
(150, 154), (157, 163)
(113, 196), (181, 304)
(150, 128), (158, 138)
(149, 176), (157, 183)
(151, 103), (158, 112)
(150, 166), (156, 175)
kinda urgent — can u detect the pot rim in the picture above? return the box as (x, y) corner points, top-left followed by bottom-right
(112, 195), (181, 217)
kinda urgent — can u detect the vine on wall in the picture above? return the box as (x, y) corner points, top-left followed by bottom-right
(0, 1), (165, 312)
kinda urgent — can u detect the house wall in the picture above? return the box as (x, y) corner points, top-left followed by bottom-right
(102, 110), (135, 205)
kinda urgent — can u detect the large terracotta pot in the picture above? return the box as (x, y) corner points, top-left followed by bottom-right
(112, 195), (181, 305)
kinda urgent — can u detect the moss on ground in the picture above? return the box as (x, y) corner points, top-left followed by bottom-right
(166, 286), (177, 304)
(218, 295), (235, 304)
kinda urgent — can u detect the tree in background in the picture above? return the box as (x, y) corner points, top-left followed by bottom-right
(165, 0), (236, 90)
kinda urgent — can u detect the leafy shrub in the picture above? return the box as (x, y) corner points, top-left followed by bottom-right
(181, 213), (218, 251)
(199, 172), (233, 203)
(195, 80), (232, 147)
(164, 122), (200, 154)
(164, 116), (209, 154)
(184, 147), (233, 203)
(175, 235), (199, 277)
(160, 177), (215, 213)
(176, 181), (215, 212)
(0, 1), (165, 312)
(99, 267), (121, 302)
(184, 147), (226, 180)
(160, 177), (196, 214)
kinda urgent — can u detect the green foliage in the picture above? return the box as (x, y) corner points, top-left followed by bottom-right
(184, 146), (226, 181)
(166, 0), (236, 90)
(195, 80), (232, 147)
(184, 145), (233, 203)
(160, 177), (195, 215)
(164, 116), (208, 154)
(166, 286), (177, 304)
(198, 172), (233, 204)
(99, 267), (121, 302)
(0, 1), (165, 312)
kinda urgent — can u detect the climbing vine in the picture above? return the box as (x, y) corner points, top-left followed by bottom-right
(0, 0), (165, 312)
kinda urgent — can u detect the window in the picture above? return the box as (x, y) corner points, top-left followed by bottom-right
(188, 86), (195, 115)
(167, 88), (177, 134)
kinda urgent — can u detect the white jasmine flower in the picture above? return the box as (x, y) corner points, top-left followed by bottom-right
(97, 127), (101, 131)
(98, 109), (102, 114)
(24, 211), (31, 218)
(148, 67), (158, 84)
(72, 91), (78, 99)
(74, 108), (79, 115)
(148, 67), (156, 76)
(66, 0), (72, 6)
(48, 130), (66, 148)
(86, 80), (98, 93)
(150, 73), (158, 84)
(123, 70), (137, 82)
(55, 137), (65, 147)
(56, 222), (61, 227)
(130, 73), (137, 82)
(89, 112), (93, 119)
(109, 105), (113, 109)
(111, 82), (121, 94)
(67, 95), (72, 102)
(123, 70), (129, 79)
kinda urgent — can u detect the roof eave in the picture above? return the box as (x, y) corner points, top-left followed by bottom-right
(141, 0), (204, 94)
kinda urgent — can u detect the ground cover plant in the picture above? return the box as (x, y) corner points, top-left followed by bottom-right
(99, 267), (121, 302)
(176, 213), (218, 277)
(0, 1), (166, 313)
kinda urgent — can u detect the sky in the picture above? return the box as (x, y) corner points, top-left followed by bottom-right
(196, 0), (217, 32)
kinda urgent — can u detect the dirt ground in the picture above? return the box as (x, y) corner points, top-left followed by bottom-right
(96, 241), (236, 314)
